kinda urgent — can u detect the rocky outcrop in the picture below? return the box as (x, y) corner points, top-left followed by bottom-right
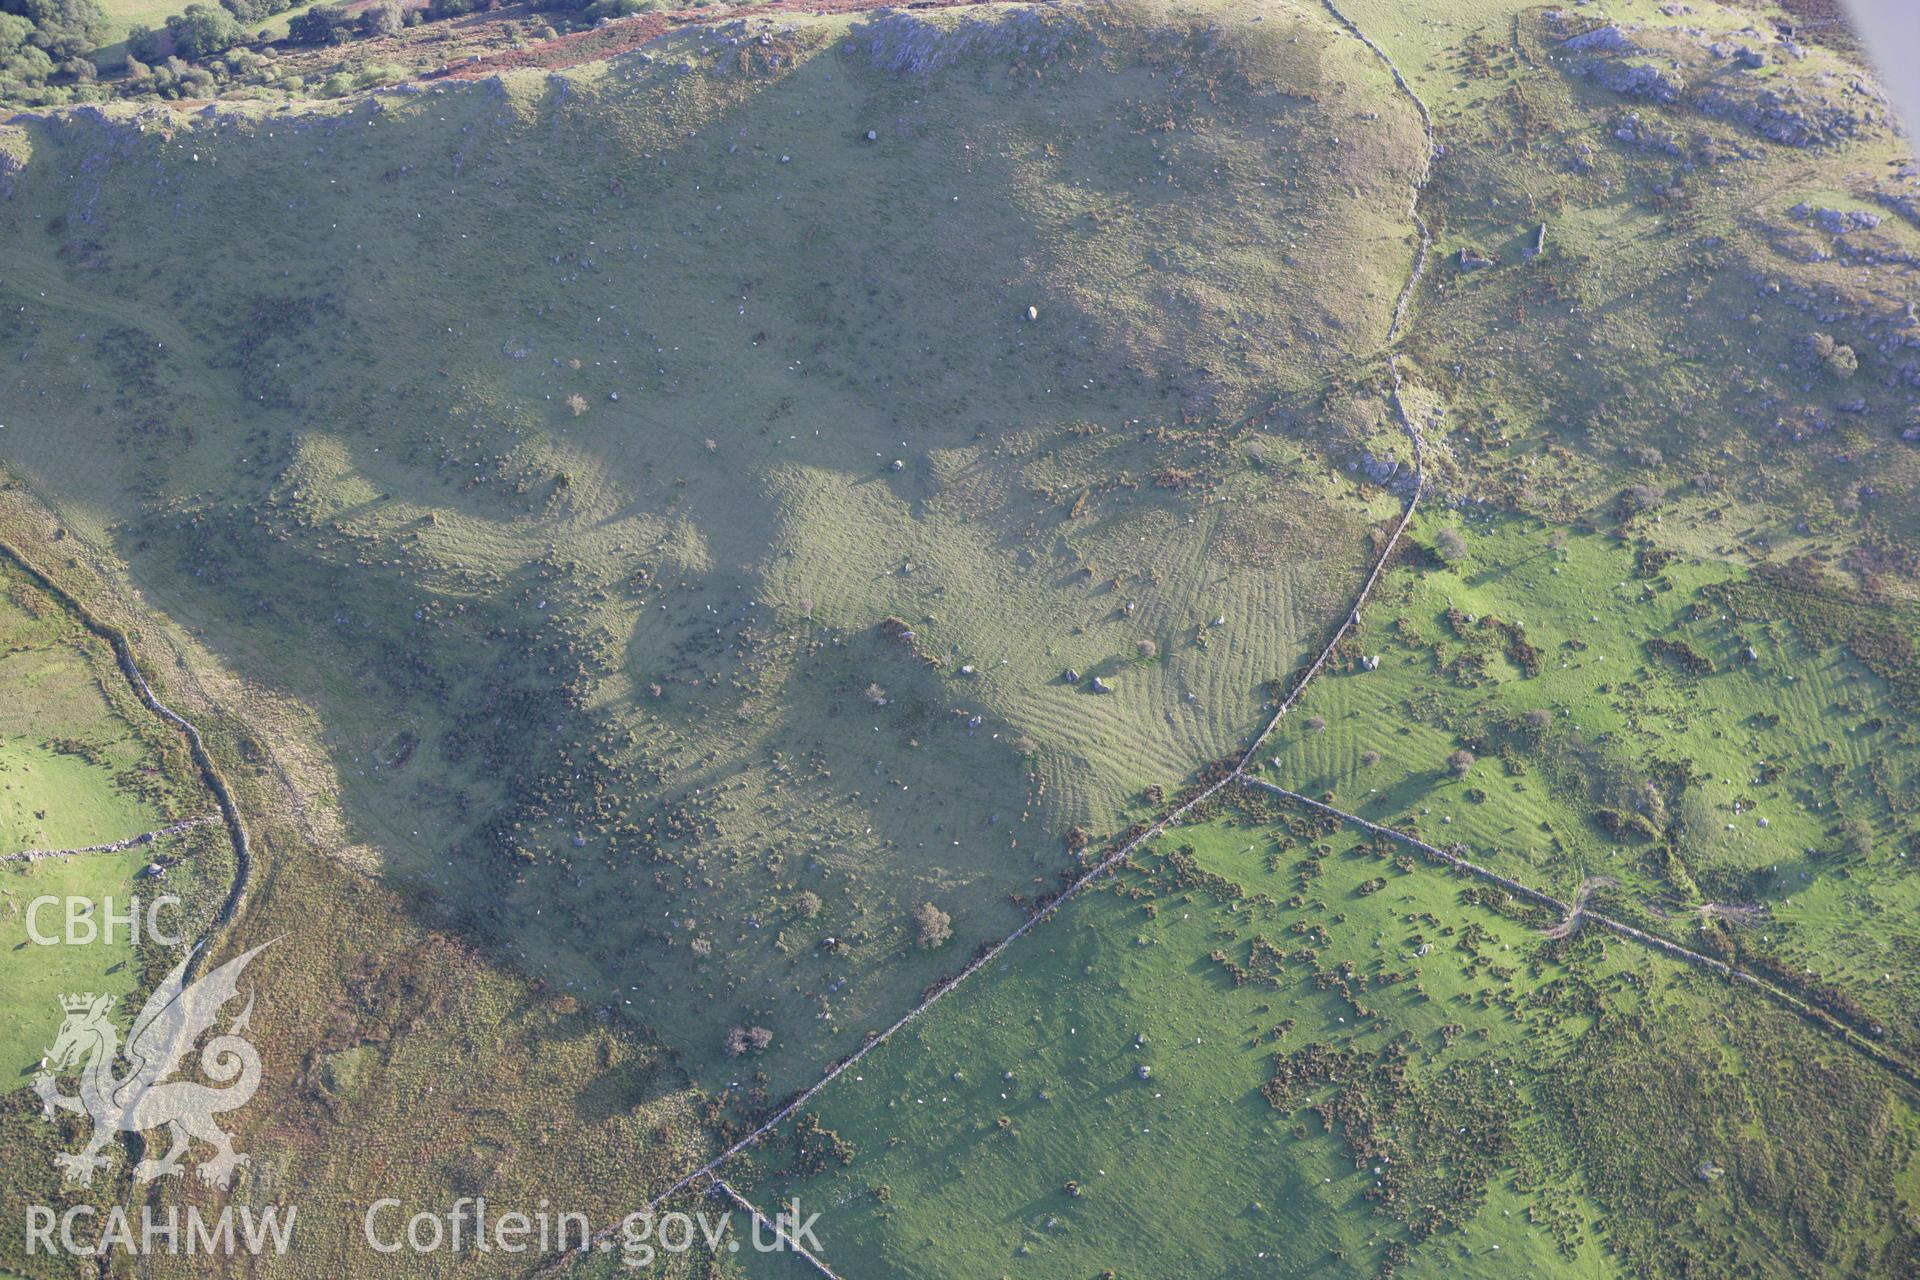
(1559, 22), (1882, 148)
(1563, 24), (1639, 55)
(856, 8), (1089, 76)
(1789, 203), (1883, 233)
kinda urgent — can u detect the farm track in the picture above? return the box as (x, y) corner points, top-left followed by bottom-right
(1541, 874), (1617, 940)
(0, 539), (251, 984)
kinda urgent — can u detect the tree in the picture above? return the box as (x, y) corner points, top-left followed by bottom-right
(911, 901), (952, 950)
(356, 0), (400, 36)
(0, 10), (54, 82)
(286, 3), (350, 44)
(1434, 527), (1467, 562)
(123, 20), (162, 61)
(219, 0), (291, 21)
(1447, 748), (1476, 778)
(0, 4), (32, 52)
(792, 890), (822, 920)
(165, 3), (239, 59)
(0, 0), (106, 61)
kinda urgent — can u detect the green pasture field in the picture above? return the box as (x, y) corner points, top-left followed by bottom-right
(750, 805), (1920, 1278)
(91, 0), (335, 68)
(0, 568), (189, 850)
(1262, 509), (1920, 1066)
(0, 560), (228, 1080)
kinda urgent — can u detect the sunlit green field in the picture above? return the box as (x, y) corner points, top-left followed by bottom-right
(751, 806), (1920, 1277)
(1261, 511), (1920, 1064)
(0, 560), (226, 1079)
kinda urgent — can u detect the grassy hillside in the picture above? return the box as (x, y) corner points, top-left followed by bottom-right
(0, 559), (201, 848)
(0, 0), (1423, 1097)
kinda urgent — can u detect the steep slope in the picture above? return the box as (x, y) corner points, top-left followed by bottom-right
(0, 0), (1427, 1094)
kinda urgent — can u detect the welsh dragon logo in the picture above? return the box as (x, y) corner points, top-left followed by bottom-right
(33, 941), (271, 1188)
